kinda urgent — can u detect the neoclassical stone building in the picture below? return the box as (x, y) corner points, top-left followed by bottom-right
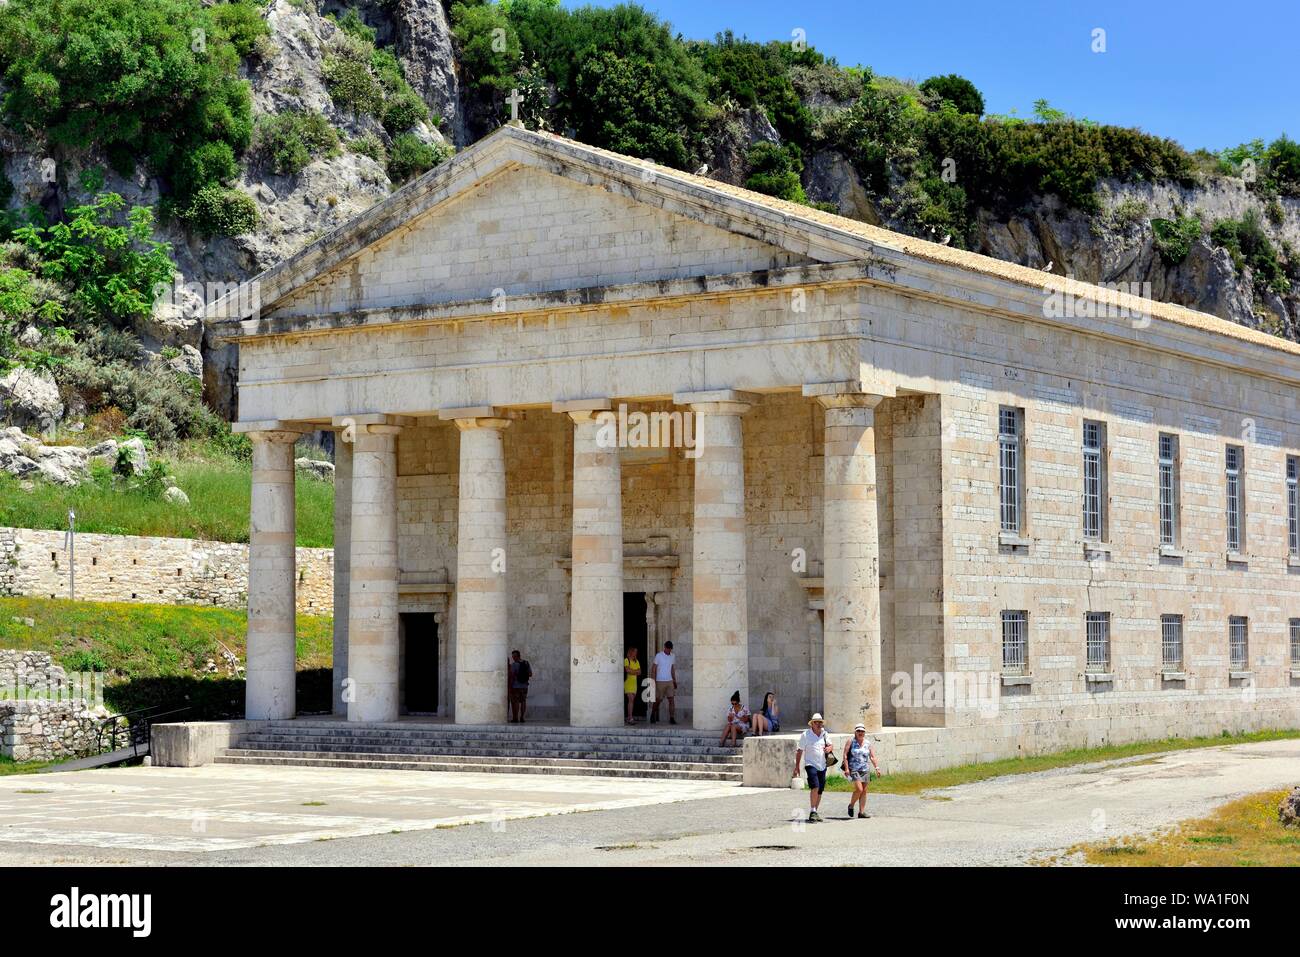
(212, 126), (1300, 762)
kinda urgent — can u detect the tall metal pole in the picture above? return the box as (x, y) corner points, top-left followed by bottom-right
(67, 508), (75, 601)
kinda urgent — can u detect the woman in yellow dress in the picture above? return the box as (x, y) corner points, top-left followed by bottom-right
(623, 647), (641, 725)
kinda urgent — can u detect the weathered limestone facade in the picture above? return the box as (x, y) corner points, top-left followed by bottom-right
(0, 526), (333, 614)
(211, 127), (1300, 764)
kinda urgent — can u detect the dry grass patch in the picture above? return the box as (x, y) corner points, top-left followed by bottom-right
(1076, 790), (1300, 866)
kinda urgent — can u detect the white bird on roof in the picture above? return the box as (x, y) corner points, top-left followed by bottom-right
(694, 164), (709, 175)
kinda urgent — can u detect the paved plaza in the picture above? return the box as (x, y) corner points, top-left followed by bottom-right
(1, 739), (1296, 866)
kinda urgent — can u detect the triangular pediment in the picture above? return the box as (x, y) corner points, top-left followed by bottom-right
(270, 162), (813, 321)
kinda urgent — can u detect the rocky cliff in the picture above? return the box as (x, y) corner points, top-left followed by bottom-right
(3, 0), (1295, 427)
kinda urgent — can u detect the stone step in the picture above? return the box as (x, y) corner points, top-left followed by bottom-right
(259, 723), (724, 746)
(215, 750), (743, 782)
(234, 739), (742, 763)
(239, 733), (741, 759)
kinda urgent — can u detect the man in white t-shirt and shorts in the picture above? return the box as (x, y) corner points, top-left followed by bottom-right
(650, 641), (678, 725)
(792, 713), (834, 823)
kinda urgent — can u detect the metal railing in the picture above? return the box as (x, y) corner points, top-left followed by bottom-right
(95, 705), (190, 759)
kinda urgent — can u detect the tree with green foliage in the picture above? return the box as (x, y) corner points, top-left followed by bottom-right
(1211, 209), (1291, 295)
(919, 74), (984, 116)
(0, 0), (263, 236)
(12, 193), (174, 331)
(744, 142), (806, 203)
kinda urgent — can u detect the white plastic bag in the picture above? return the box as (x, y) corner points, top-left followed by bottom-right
(789, 775), (805, 790)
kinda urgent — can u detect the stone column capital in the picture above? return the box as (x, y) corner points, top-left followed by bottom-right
(673, 389), (759, 416)
(553, 398), (613, 423)
(330, 414), (415, 442)
(804, 382), (888, 411)
(244, 429), (306, 445)
(438, 406), (523, 431)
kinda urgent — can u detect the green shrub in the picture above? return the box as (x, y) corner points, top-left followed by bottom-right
(919, 74), (984, 115)
(387, 133), (451, 184)
(347, 132), (388, 165)
(744, 142), (806, 203)
(1265, 135), (1300, 196)
(210, 0), (270, 59)
(253, 110), (340, 175)
(382, 91), (429, 134)
(0, 0), (255, 235)
(180, 184), (259, 237)
(1210, 210), (1290, 295)
(324, 38), (385, 115)
(690, 32), (813, 144)
(1151, 215), (1202, 265)
(334, 6), (376, 45)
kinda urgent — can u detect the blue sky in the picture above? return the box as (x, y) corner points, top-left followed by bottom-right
(563, 0), (1299, 152)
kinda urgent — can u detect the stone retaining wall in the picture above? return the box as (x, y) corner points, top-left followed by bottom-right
(0, 527), (333, 615)
(0, 650), (107, 762)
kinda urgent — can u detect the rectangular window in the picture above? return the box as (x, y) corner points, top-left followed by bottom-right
(1159, 433), (1180, 546)
(1288, 456), (1298, 557)
(1160, 615), (1183, 671)
(999, 407), (1024, 534)
(1001, 611), (1028, 675)
(1226, 445), (1245, 552)
(1290, 619), (1300, 669)
(1085, 612), (1111, 673)
(1229, 616), (1249, 671)
(1082, 420), (1106, 540)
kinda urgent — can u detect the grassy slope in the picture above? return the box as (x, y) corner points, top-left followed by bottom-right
(1076, 789), (1300, 866)
(0, 450), (334, 546)
(0, 595), (333, 718)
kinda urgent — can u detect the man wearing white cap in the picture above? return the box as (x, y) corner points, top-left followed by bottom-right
(792, 713), (834, 823)
(841, 723), (883, 818)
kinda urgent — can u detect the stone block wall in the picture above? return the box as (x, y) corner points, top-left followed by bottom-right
(0, 527), (333, 615)
(0, 651), (107, 762)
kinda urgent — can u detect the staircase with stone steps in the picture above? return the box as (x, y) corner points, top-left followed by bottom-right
(214, 720), (745, 782)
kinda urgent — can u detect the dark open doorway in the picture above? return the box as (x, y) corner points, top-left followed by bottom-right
(400, 612), (439, 714)
(623, 593), (648, 718)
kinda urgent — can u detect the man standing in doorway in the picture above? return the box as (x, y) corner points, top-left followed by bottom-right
(508, 650), (532, 723)
(650, 641), (678, 725)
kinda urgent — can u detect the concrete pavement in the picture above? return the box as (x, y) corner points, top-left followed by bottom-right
(0, 739), (1296, 865)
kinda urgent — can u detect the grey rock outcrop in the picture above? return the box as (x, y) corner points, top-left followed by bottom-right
(1280, 786), (1300, 828)
(392, 0), (465, 145)
(296, 457), (336, 481)
(0, 427), (149, 486)
(0, 367), (63, 434)
(805, 150), (881, 224)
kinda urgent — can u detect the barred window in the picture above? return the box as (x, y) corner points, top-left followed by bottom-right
(1288, 456), (1298, 557)
(1159, 434), (1180, 547)
(1001, 611), (1028, 675)
(1290, 619), (1300, 668)
(1082, 421), (1106, 540)
(1226, 445), (1245, 552)
(1085, 612), (1111, 673)
(1160, 615), (1183, 671)
(999, 407), (1024, 534)
(1229, 616), (1249, 671)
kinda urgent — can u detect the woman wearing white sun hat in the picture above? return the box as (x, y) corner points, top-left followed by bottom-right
(841, 723), (883, 819)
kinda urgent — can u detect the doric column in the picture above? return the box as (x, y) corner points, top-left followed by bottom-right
(331, 438), (353, 715)
(440, 406), (520, 725)
(809, 386), (886, 732)
(675, 390), (757, 730)
(244, 428), (302, 720)
(555, 399), (624, 727)
(334, 415), (405, 723)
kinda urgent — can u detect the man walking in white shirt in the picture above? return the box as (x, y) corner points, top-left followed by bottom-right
(650, 641), (678, 725)
(792, 713), (834, 823)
